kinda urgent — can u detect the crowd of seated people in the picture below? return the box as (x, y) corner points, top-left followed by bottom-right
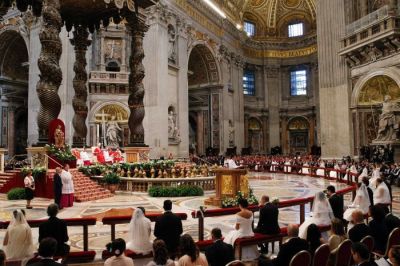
(71, 144), (124, 166)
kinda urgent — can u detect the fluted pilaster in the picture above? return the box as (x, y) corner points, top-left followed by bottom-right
(71, 25), (91, 147)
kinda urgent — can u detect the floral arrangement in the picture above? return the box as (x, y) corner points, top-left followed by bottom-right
(45, 144), (76, 162)
(221, 189), (259, 208)
(21, 166), (46, 179)
(103, 171), (121, 184)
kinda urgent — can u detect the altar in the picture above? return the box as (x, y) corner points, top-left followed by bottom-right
(205, 168), (249, 207)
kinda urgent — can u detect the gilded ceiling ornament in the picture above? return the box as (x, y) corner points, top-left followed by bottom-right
(283, 0), (301, 9)
(103, 0), (135, 11)
(250, 0), (267, 8)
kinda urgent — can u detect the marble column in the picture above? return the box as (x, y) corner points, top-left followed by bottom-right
(7, 107), (15, 156)
(261, 115), (268, 152)
(281, 116), (288, 154)
(265, 66), (281, 148)
(126, 15), (149, 146)
(309, 115), (315, 151)
(70, 25), (91, 147)
(244, 114), (249, 148)
(360, 0), (368, 17)
(196, 111), (204, 155)
(317, 0), (351, 158)
(36, 0), (62, 144)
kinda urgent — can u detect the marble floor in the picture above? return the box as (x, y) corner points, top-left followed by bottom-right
(0, 172), (399, 265)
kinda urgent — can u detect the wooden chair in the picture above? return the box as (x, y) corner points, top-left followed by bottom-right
(333, 239), (352, 266)
(289, 250), (312, 266)
(313, 244), (330, 266)
(226, 260), (245, 266)
(360, 235), (374, 253)
(374, 227), (400, 258)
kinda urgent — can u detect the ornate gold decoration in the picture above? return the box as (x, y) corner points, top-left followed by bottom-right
(221, 175), (233, 195)
(103, 0), (135, 10)
(240, 175), (249, 196)
(71, 25), (91, 146)
(283, 0), (301, 8)
(251, 0), (267, 8)
(36, 0), (62, 143)
(358, 75), (400, 106)
(95, 105), (129, 123)
(249, 118), (262, 131)
(288, 117), (309, 130)
(243, 45), (317, 58)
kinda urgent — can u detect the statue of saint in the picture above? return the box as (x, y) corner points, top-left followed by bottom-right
(168, 110), (176, 139)
(374, 95), (400, 142)
(106, 116), (122, 147)
(54, 125), (65, 148)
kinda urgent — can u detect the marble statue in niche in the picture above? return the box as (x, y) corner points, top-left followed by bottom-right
(374, 95), (400, 142)
(168, 24), (177, 64)
(106, 115), (122, 147)
(168, 108), (181, 143)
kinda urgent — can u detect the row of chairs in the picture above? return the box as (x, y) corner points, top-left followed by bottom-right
(291, 228), (400, 266)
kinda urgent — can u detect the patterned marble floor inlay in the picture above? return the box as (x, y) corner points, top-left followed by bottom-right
(0, 172), (399, 264)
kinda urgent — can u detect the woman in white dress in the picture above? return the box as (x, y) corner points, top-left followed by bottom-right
(299, 191), (334, 239)
(373, 178), (391, 205)
(126, 208), (153, 254)
(369, 164), (381, 189)
(3, 210), (35, 265)
(343, 183), (370, 222)
(302, 162), (310, 175)
(224, 198), (259, 261)
(329, 163), (340, 178)
(316, 161), (325, 176)
(284, 160), (292, 173)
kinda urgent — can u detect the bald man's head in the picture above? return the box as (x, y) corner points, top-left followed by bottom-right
(287, 224), (299, 237)
(352, 209), (364, 224)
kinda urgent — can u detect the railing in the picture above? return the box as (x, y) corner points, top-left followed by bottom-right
(191, 167), (358, 241)
(89, 71), (129, 84)
(0, 217), (97, 251)
(345, 5), (390, 35)
(102, 213), (188, 241)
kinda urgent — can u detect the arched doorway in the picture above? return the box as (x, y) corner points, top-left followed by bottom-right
(90, 103), (129, 147)
(0, 30), (29, 156)
(248, 118), (263, 154)
(352, 74), (400, 154)
(288, 116), (310, 154)
(187, 44), (220, 155)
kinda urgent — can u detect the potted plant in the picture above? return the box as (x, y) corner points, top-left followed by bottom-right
(103, 172), (120, 193)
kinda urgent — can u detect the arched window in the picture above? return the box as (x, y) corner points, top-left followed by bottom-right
(106, 61), (120, 72)
(288, 22), (304, 37)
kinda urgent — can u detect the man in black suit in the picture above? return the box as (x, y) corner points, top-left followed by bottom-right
(327, 185), (344, 220)
(30, 238), (63, 266)
(53, 167), (62, 209)
(255, 195), (280, 253)
(205, 228), (234, 266)
(271, 224), (309, 266)
(154, 199), (183, 259)
(351, 242), (378, 266)
(383, 206), (400, 233)
(348, 209), (371, 243)
(39, 204), (69, 256)
(362, 177), (374, 206)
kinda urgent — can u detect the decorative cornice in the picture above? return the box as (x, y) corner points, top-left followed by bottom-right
(243, 44), (317, 59)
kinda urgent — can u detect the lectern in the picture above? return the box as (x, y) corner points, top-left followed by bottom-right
(205, 168), (249, 207)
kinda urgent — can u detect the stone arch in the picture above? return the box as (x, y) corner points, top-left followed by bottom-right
(89, 101), (129, 123)
(351, 67), (400, 107)
(248, 117), (263, 154)
(188, 43), (220, 86)
(287, 116), (310, 154)
(0, 28), (29, 156)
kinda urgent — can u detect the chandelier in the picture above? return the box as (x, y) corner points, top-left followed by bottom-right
(103, 0), (136, 11)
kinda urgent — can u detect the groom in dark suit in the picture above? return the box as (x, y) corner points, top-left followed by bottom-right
(327, 185), (344, 220)
(154, 200), (183, 259)
(53, 167), (62, 209)
(255, 195), (280, 253)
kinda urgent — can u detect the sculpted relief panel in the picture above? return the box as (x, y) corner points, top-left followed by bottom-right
(357, 75), (400, 106)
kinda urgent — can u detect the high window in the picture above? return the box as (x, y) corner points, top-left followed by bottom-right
(290, 70), (307, 96)
(288, 22), (304, 37)
(243, 70), (255, 95)
(244, 21), (256, 37)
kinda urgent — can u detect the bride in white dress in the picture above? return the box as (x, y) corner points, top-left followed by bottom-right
(343, 183), (370, 222)
(126, 208), (153, 254)
(3, 210), (35, 265)
(224, 198), (259, 261)
(299, 191), (334, 239)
